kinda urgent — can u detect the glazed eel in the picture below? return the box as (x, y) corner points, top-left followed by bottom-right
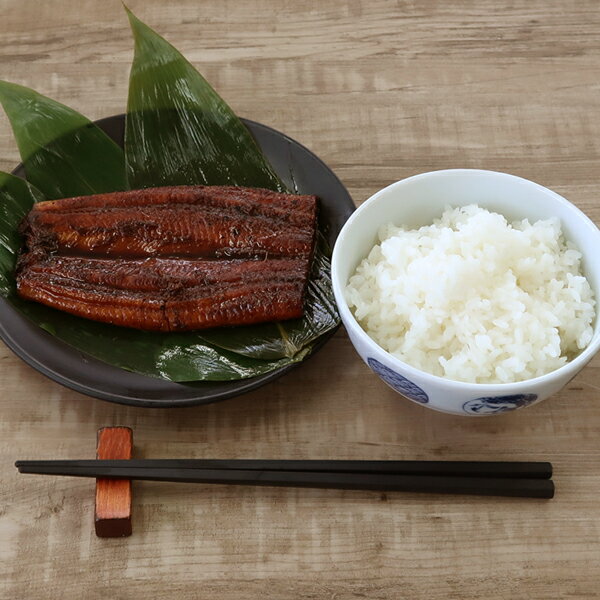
(16, 186), (318, 331)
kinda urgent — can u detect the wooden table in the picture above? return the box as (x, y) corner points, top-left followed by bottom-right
(1, 1), (599, 598)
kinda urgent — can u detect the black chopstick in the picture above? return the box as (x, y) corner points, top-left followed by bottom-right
(15, 462), (554, 499)
(14, 459), (553, 479)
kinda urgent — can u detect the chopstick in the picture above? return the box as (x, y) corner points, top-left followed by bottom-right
(15, 459), (553, 479)
(15, 460), (554, 499)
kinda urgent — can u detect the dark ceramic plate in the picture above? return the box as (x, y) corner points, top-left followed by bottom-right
(0, 115), (354, 407)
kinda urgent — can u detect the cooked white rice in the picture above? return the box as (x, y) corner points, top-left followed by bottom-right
(346, 205), (596, 383)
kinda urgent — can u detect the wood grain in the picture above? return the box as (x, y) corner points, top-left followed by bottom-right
(1, 0), (599, 598)
(95, 427), (133, 537)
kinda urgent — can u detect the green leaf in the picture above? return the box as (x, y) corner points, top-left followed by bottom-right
(124, 6), (284, 192)
(0, 171), (311, 381)
(0, 81), (127, 199)
(124, 8), (340, 361)
(8, 294), (306, 382)
(155, 338), (310, 381)
(0, 10), (339, 382)
(0, 172), (44, 295)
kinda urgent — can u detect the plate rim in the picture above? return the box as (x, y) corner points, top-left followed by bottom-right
(0, 115), (354, 408)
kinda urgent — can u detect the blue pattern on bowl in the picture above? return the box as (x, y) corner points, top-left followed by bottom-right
(367, 358), (429, 404)
(462, 394), (538, 415)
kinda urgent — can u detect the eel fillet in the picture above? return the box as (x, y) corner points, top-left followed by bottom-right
(16, 186), (318, 331)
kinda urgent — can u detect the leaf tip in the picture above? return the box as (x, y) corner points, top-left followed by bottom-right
(0, 81), (28, 120)
(122, 2), (134, 20)
(123, 4), (147, 36)
(0, 80), (45, 112)
(0, 80), (19, 103)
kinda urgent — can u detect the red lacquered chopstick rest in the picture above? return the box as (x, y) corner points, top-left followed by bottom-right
(95, 427), (133, 537)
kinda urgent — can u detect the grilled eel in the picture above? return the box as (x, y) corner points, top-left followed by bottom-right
(16, 186), (318, 331)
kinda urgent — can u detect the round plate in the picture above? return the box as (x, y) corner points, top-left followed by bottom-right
(0, 115), (355, 407)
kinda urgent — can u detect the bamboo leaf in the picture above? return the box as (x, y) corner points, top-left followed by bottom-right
(0, 172), (44, 295)
(0, 10), (340, 382)
(9, 295), (306, 381)
(0, 171), (312, 381)
(124, 8), (340, 360)
(156, 338), (310, 382)
(124, 7), (284, 192)
(0, 81), (127, 199)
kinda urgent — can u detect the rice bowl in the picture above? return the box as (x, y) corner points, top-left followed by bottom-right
(331, 169), (600, 415)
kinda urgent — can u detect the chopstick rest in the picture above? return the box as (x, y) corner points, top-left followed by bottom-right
(95, 427), (133, 538)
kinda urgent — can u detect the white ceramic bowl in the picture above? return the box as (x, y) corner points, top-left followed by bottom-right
(332, 169), (600, 416)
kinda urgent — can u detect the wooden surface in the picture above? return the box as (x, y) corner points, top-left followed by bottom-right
(1, 0), (599, 598)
